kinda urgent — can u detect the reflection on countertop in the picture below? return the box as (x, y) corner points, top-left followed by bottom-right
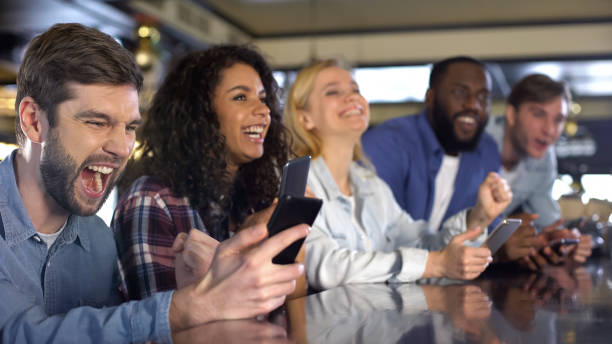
(172, 258), (612, 344)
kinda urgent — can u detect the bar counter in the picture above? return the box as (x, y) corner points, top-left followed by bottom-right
(173, 257), (612, 343)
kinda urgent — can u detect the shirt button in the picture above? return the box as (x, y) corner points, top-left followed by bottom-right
(33, 235), (42, 243)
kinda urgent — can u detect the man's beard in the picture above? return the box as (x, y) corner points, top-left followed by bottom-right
(40, 130), (119, 216)
(430, 97), (488, 155)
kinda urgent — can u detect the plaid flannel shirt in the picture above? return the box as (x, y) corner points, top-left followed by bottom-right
(112, 176), (209, 300)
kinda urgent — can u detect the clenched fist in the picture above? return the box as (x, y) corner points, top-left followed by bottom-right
(467, 172), (513, 230)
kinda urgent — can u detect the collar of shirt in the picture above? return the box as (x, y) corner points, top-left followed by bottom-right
(0, 150), (90, 251)
(310, 156), (376, 201)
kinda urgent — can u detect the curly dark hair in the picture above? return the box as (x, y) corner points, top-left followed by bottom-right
(123, 45), (290, 240)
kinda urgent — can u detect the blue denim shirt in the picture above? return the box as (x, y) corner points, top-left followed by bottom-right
(486, 117), (562, 229)
(362, 110), (501, 230)
(0, 151), (173, 343)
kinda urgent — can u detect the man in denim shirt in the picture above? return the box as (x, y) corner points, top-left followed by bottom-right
(487, 74), (592, 268)
(1, 23), (307, 343)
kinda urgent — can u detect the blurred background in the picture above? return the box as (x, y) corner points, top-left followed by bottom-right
(0, 0), (611, 225)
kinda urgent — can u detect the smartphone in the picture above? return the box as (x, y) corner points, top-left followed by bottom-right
(279, 156), (311, 198)
(268, 194), (323, 265)
(547, 238), (580, 255)
(484, 218), (522, 255)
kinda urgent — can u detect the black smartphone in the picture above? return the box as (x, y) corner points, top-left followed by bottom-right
(484, 218), (522, 255)
(547, 238), (580, 255)
(267, 194), (322, 265)
(279, 156), (311, 198)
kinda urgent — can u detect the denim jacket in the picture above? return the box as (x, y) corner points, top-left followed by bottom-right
(0, 151), (173, 344)
(487, 117), (562, 229)
(305, 157), (482, 290)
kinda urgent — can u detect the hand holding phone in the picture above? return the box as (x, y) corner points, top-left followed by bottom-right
(544, 238), (580, 255)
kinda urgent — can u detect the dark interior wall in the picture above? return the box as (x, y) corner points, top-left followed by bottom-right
(559, 119), (612, 176)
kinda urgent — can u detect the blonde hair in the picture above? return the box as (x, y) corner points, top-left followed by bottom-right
(284, 59), (367, 161)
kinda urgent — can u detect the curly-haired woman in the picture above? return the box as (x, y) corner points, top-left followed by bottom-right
(112, 45), (291, 300)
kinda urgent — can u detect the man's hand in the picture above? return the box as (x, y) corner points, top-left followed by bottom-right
(536, 220), (592, 265)
(530, 220), (566, 267)
(468, 172), (513, 230)
(569, 230), (593, 264)
(426, 227), (492, 280)
(173, 229), (220, 289)
(169, 223), (309, 332)
(501, 214), (562, 270)
(497, 213), (538, 263)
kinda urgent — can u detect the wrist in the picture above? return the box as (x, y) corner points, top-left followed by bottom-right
(467, 206), (491, 229)
(169, 280), (217, 333)
(169, 287), (194, 333)
(423, 251), (445, 278)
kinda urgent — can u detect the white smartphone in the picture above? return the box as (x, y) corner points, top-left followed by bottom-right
(484, 218), (522, 254)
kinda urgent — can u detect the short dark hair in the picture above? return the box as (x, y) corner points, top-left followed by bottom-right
(507, 74), (572, 109)
(429, 56), (487, 88)
(15, 23), (143, 146)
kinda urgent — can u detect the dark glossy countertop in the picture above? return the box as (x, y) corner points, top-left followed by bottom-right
(173, 257), (612, 344)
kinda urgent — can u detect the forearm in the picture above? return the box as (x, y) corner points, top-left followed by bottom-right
(437, 210), (486, 248)
(466, 206), (492, 233)
(2, 291), (174, 344)
(393, 211), (467, 251)
(306, 228), (428, 289)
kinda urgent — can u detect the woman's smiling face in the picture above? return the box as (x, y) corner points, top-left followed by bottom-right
(213, 63), (271, 172)
(299, 66), (369, 141)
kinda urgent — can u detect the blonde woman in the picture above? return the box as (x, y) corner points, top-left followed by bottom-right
(284, 60), (512, 290)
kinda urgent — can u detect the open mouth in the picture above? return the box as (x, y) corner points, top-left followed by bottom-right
(80, 164), (114, 198)
(534, 138), (550, 151)
(456, 116), (476, 124)
(242, 124), (266, 142)
(454, 115), (479, 133)
(340, 107), (363, 117)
